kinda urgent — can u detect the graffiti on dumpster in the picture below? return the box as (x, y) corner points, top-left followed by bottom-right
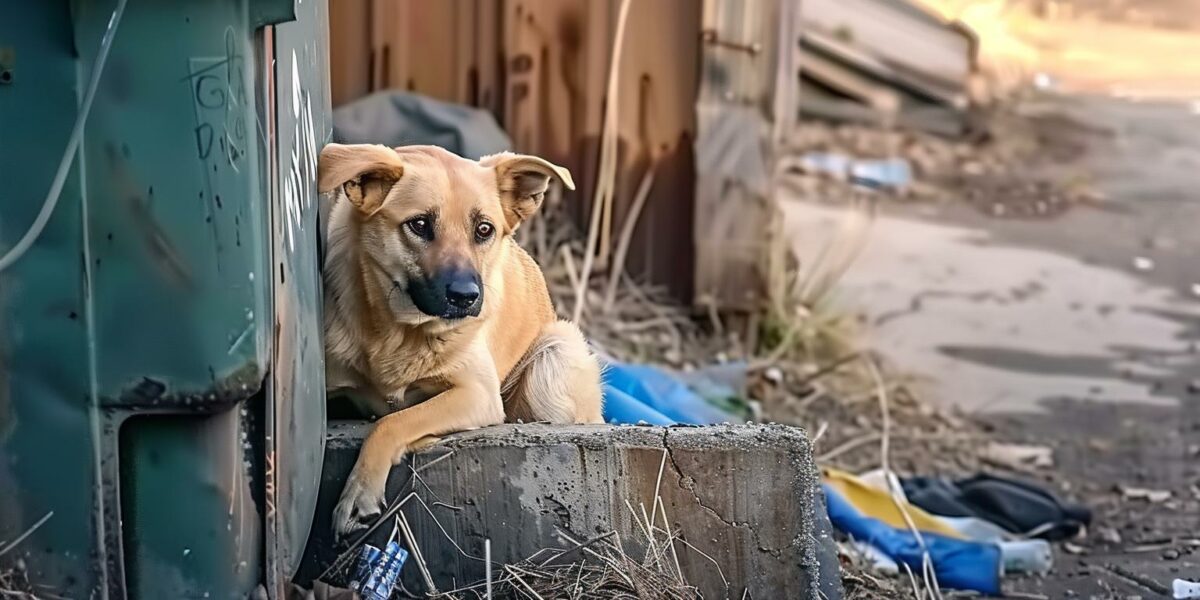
(184, 27), (254, 260)
(185, 28), (249, 170)
(282, 49), (319, 254)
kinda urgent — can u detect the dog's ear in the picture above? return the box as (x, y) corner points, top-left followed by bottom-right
(318, 143), (406, 214)
(480, 152), (575, 230)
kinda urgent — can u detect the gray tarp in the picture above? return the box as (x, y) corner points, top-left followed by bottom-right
(332, 91), (512, 159)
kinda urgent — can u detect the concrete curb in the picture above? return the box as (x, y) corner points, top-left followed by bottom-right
(298, 423), (843, 599)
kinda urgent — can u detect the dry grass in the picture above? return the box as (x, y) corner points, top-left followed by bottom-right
(438, 529), (701, 600)
(0, 563), (38, 600)
(0, 512), (54, 600)
(434, 448), (707, 599)
(523, 200), (742, 369)
(839, 547), (912, 600)
(524, 180), (866, 376)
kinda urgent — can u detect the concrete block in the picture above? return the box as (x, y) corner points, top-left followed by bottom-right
(298, 423), (842, 599)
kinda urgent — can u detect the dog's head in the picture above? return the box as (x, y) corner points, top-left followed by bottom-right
(318, 143), (573, 322)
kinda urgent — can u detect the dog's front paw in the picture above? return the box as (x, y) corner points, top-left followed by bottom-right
(333, 459), (389, 538)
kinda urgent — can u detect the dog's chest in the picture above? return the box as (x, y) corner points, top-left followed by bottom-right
(363, 327), (472, 394)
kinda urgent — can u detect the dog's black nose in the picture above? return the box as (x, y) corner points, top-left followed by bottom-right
(445, 278), (480, 309)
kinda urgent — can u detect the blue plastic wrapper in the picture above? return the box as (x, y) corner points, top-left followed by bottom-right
(350, 544), (383, 593)
(350, 541), (409, 599)
(362, 541), (408, 600)
(602, 362), (740, 425)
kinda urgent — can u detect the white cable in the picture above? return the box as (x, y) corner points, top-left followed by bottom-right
(0, 0), (128, 273)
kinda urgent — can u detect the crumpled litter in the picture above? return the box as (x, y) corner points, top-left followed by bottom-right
(823, 470), (1002, 595)
(824, 468), (1056, 595)
(1175, 578), (1200, 599)
(901, 474), (1091, 541)
(601, 361), (747, 425)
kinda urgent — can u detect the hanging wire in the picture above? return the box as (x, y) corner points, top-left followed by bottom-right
(0, 0), (128, 273)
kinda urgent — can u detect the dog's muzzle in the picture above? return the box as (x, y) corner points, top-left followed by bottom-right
(408, 268), (483, 319)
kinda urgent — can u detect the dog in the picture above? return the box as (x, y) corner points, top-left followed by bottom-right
(317, 143), (604, 536)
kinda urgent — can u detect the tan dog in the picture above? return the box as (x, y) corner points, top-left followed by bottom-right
(317, 143), (603, 536)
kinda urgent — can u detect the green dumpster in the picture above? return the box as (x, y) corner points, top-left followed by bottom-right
(0, 1), (331, 597)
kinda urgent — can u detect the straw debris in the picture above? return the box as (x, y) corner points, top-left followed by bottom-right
(440, 529), (701, 600)
(0, 561), (38, 600)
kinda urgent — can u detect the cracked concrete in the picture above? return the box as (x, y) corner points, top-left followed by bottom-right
(661, 428), (792, 558)
(298, 423), (843, 599)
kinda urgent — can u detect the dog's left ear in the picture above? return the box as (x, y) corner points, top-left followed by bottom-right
(481, 152), (575, 230)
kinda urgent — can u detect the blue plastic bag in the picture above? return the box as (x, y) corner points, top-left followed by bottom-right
(601, 362), (738, 426)
(823, 484), (1002, 595)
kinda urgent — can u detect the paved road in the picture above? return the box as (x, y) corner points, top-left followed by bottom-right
(784, 94), (1200, 597)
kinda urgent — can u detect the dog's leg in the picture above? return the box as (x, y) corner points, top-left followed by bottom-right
(503, 320), (603, 424)
(333, 341), (504, 536)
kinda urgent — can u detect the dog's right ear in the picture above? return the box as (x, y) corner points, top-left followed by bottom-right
(318, 143), (405, 214)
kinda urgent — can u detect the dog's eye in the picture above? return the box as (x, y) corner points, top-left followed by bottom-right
(406, 217), (433, 240)
(475, 222), (495, 242)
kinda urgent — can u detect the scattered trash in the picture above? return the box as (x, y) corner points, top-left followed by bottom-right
(823, 473), (1003, 595)
(937, 515), (1053, 574)
(762, 366), (784, 385)
(1186, 380), (1200, 395)
(901, 474), (1091, 541)
(1191, 283), (1200, 298)
(982, 442), (1055, 470)
(1176, 578), (1200, 599)
(1062, 542), (1087, 555)
(1033, 72), (1056, 91)
(782, 114), (1100, 219)
(852, 159), (913, 190)
(349, 523), (409, 600)
(826, 469), (963, 538)
(998, 539), (1053, 575)
(602, 361), (745, 426)
(1097, 527), (1123, 545)
(673, 361), (755, 417)
(857, 468), (906, 502)
(1133, 256), (1156, 271)
(1120, 486), (1173, 503)
(798, 152), (912, 190)
(798, 152), (854, 181)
